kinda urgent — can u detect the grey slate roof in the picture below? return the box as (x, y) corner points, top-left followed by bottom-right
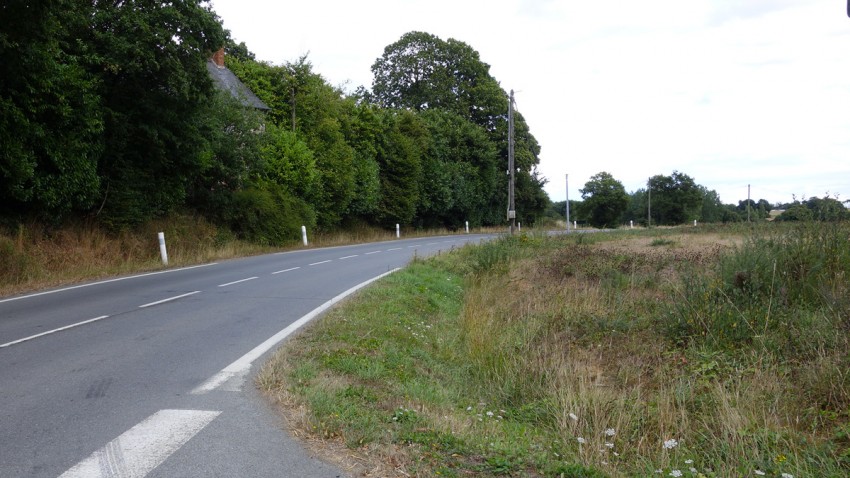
(206, 60), (270, 111)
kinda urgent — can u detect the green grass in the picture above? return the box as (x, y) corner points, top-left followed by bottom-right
(260, 224), (850, 477)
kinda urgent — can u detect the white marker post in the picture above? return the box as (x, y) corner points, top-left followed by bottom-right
(574, 221), (577, 229)
(630, 220), (634, 229)
(396, 224), (400, 238)
(518, 222), (521, 232)
(694, 220), (697, 227)
(465, 221), (469, 234)
(301, 226), (308, 246)
(157, 232), (168, 266)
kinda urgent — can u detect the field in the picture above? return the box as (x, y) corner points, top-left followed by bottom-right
(258, 223), (850, 477)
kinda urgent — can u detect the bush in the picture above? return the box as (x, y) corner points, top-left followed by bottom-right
(225, 180), (316, 245)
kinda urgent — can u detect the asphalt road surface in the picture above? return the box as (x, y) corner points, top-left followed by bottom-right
(0, 234), (492, 477)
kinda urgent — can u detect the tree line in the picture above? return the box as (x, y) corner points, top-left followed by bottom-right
(546, 171), (849, 228)
(1, 2), (547, 243)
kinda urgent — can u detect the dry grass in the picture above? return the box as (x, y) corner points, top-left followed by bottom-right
(258, 225), (850, 476)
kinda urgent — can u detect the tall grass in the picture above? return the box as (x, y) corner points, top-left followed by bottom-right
(260, 224), (850, 477)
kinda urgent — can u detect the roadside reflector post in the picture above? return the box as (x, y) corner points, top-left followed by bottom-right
(396, 224), (400, 238)
(630, 220), (634, 229)
(465, 221), (469, 234)
(157, 232), (168, 266)
(301, 226), (308, 246)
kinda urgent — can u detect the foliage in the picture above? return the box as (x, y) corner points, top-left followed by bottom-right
(776, 196), (849, 222)
(0, 0), (103, 223)
(648, 171), (703, 225)
(580, 172), (629, 228)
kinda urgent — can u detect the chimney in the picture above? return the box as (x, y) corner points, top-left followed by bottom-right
(212, 48), (225, 68)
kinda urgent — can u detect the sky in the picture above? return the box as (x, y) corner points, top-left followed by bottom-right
(210, 0), (850, 206)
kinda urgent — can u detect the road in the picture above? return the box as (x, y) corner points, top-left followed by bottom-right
(0, 234), (491, 477)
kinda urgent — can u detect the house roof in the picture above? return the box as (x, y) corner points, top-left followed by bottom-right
(206, 60), (270, 111)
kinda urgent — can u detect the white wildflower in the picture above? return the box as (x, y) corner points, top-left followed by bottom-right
(663, 438), (679, 449)
(685, 459), (693, 464)
(605, 428), (616, 437)
(577, 437), (586, 444)
(466, 406), (472, 411)
(605, 442), (614, 448)
(781, 474), (794, 478)
(486, 411), (494, 417)
(754, 471), (765, 476)
(690, 468), (697, 473)
(670, 470), (683, 477)
(569, 413), (578, 421)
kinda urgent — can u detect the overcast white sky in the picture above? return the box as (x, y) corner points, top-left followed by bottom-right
(211, 0), (850, 206)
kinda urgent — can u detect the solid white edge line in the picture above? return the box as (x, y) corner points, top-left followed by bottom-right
(217, 277), (258, 288)
(138, 291), (201, 309)
(271, 267), (300, 275)
(0, 263), (217, 305)
(191, 268), (401, 394)
(0, 315), (110, 349)
(308, 260), (332, 266)
(59, 409), (220, 478)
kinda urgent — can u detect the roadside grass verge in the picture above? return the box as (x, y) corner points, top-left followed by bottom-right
(259, 224), (850, 477)
(0, 216), (486, 297)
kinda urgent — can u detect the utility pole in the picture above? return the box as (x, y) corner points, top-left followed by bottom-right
(647, 177), (652, 228)
(507, 90), (516, 234)
(565, 174), (570, 232)
(747, 184), (751, 223)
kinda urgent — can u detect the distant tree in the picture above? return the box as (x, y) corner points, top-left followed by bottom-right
(580, 172), (628, 228)
(648, 171), (702, 225)
(777, 196), (849, 222)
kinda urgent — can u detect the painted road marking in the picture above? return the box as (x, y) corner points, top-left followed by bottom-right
(271, 267), (300, 275)
(59, 409), (220, 478)
(191, 268), (400, 394)
(387, 247), (402, 251)
(0, 316), (110, 349)
(426, 242), (440, 245)
(138, 291), (201, 309)
(339, 255), (358, 260)
(364, 251), (381, 255)
(407, 244), (422, 248)
(0, 263), (217, 305)
(308, 260), (332, 266)
(217, 277), (258, 288)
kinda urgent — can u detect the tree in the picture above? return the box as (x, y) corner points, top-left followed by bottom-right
(648, 171), (702, 225)
(417, 109), (497, 228)
(580, 172), (628, 228)
(371, 31), (505, 130)
(90, 0), (227, 228)
(374, 110), (425, 227)
(0, 0), (103, 223)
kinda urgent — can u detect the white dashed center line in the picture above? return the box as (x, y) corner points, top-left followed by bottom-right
(218, 277), (258, 288)
(339, 255), (358, 260)
(365, 251), (381, 255)
(271, 267), (300, 275)
(0, 315), (111, 349)
(139, 291), (201, 308)
(387, 247), (402, 251)
(309, 260), (332, 266)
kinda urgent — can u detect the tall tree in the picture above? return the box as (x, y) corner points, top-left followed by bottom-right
(0, 0), (103, 223)
(580, 172), (628, 228)
(371, 31), (547, 225)
(648, 171), (702, 225)
(90, 0), (227, 228)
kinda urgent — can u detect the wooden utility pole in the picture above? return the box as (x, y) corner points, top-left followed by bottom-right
(647, 177), (652, 228)
(566, 174), (570, 232)
(507, 90), (516, 234)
